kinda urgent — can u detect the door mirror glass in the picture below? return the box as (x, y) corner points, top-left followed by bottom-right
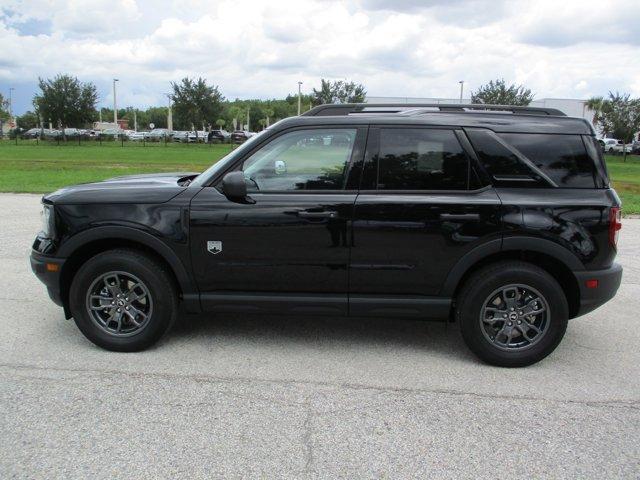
(221, 171), (247, 199)
(274, 160), (287, 174)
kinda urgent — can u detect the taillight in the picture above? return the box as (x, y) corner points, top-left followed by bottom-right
(609, 207), (622, 247)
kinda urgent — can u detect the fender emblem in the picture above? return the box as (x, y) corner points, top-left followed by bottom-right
(207, 241), (222, 255)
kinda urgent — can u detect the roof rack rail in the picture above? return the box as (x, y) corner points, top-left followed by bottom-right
(302, 103), (566, 117)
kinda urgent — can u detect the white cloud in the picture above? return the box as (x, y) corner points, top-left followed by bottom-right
(1, 0), (640, 113)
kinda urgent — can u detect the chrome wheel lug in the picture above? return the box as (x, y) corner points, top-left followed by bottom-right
(508, 322), (512, 326)
(517, 320), (522, 324)
(503, 314), (507, 318)
(125, 306), (130, 310)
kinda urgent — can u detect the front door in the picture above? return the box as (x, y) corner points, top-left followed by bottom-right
(190, 126), (366, 315)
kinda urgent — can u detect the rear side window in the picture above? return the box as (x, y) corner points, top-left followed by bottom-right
(499, 133), (597, 188)
(377, 128), (476, 190)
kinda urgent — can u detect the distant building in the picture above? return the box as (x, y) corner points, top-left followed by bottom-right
(93, 119), (129, 131)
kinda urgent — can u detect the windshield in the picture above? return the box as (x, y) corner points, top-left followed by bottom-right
(190, 121), (284, 187)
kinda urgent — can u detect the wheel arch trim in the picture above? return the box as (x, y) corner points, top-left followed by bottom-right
(440, 236), (584, 297)
(58, 226), (198, 305)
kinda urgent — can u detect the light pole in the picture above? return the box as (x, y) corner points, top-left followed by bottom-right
(113, 79), (119, 125)
(8, 87), (14, 121)
(458, 81), (464, 103)
(297, 81), (303, 115)
(165, 93), (173, 133)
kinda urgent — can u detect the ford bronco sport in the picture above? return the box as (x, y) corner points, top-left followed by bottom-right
(31, 103), (623, 367)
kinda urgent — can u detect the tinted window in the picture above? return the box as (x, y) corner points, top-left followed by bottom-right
(241, 128), (356, 191)
(377, 128), (471, 190)
(466, 129), (542, 186)
(500, 133), (596, 188)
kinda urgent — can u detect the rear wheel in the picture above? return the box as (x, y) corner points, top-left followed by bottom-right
(456, 261), (568, 367)
(69, 249), (178, 351)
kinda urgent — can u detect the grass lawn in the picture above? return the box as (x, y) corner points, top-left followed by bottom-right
(0, 140), (234, 193)
(0, 141), (639, 214)
(605, 154), (640, 215)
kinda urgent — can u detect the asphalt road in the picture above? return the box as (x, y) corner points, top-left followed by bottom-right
(1, 193), (638, 479)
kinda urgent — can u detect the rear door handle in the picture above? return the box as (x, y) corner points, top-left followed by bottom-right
(440, 213), (480, 221)
(298, 211), (338, 219)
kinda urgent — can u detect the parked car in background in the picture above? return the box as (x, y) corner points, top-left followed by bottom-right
(63, 128), (80, 137)
(231, 130), (255, 143)
(601, 138), (632, 154)
(145, 128), (170, 141)
(42, 129), (61, 139)
(127, 131), (146, 141)
(99, 128), (124, 139)
(208, 129), (230, 142)
(171, 131), (194, 143)
(21, 128), (41, 139)
(631, 140), (640, 155)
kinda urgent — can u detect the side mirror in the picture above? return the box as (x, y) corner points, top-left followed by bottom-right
(221, 171), (247, 200)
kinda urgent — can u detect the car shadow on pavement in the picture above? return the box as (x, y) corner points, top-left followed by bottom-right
(167, 312), (470, 360)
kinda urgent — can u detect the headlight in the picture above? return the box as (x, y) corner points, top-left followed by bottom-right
(41, 204), (55, 238)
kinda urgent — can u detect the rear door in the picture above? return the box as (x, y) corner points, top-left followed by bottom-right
(349, 126), (502, 317)
(189, 126), (367, 315)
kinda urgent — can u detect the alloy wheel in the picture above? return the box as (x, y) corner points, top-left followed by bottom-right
(479, 284), (549, 351)
(85, 271), (153, 337)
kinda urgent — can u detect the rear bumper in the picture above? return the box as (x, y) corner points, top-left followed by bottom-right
(574, 263), (622, 317)
(30, 250), (66, 307)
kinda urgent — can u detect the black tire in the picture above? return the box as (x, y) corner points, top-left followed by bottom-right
(456, 261), (568, 367)
(69, 249), (178, 352)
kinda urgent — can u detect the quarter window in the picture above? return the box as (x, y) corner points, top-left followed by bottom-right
(377, 128), (475, 190)
(499, 133), (596, 188)
(241, 129), (357, 191)
(466, 129), (541, 186)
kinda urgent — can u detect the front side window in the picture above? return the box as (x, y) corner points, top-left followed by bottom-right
(377, 128), (474, 190)
(241, 128), (357, 191)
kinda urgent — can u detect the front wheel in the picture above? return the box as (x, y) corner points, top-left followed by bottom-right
(456, 261), (568, 367)
(69, 249), (178, 351)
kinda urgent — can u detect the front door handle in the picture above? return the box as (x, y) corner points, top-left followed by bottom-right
(440, 213), (480, 221)
(298, 210), (338, 219)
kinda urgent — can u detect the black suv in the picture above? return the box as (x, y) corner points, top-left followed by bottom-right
(31, 103), (623, 366)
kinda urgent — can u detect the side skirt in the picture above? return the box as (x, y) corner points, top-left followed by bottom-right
(200, 292), (451, 319)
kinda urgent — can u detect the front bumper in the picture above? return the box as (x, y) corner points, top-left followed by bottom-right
(574, 263), (623, 317)
(30, 250), (66, 308)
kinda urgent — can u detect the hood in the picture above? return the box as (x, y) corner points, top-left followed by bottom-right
(44, 172), (199, 205)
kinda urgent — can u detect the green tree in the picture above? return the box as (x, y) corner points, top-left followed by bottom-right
(215, 118), (226, 128)
(17, 111), (39, 129)
(588, 92), (640, 161)
(227, 105), (245, 130)
(312, 79), (367, 105)
(170, 77), (224, 135)
(0, 93), (9, 121)
(33, 74), (98, 129)
(471, 79), (533, 106)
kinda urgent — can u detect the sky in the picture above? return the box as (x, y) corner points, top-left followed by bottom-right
(1, 0), (639, 115)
